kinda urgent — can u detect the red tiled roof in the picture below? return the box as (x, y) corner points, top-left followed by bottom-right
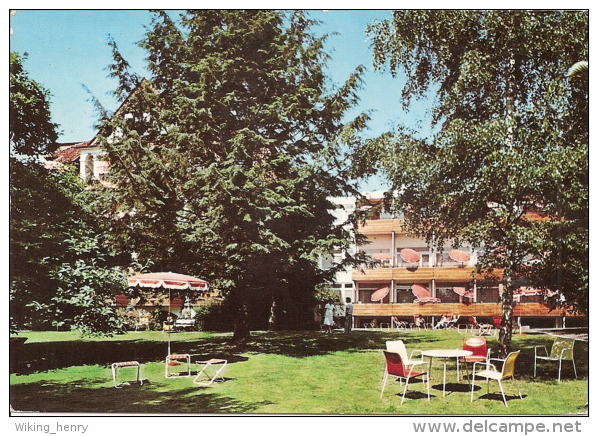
(51, 141), (91, 163)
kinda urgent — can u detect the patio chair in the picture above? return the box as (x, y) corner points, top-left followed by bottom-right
(471, 350), (522, 407)
(460, 337), (491, 380)
(386, 340), (425, 371)
(381, 351), (430, 404)
(534, 337), (577, 382)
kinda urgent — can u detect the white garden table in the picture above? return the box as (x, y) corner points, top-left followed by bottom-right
(421, 349), (473, 397)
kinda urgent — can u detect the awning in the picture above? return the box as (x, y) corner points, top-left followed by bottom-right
(371, 286), (390, 302)
(449, 249), (471, 263)
(453, 287), (474, 299)
(400, 248), (421, 264)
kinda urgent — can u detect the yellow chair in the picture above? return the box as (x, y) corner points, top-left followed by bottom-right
(534, 337), (577, 382)
(471, 351), (522, 407)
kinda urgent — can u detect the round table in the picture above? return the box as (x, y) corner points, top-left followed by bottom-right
(421, 349), (473, 397)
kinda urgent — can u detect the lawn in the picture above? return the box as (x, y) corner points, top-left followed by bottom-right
(9, 329), (588, 415)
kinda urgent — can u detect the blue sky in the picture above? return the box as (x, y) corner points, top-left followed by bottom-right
(9, 9), (434, 191)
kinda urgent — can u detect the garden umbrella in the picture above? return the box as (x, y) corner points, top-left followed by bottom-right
(127, 272), (209, 356)
(371, 286), (390, 302)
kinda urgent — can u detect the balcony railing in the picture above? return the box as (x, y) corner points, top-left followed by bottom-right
(362, 251), (473, 269)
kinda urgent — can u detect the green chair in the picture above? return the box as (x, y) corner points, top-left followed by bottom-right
(534, 337), (577, 382)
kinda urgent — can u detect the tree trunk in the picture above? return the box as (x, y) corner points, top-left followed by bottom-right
(232, 292), (250, 342)
(498, 265), (514, 358)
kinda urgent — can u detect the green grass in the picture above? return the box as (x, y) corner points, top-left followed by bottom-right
(9, 329), (588, 415)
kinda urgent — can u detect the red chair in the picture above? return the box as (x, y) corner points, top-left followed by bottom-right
(381, 351), (430, 404)
(460, 337), (490, 380)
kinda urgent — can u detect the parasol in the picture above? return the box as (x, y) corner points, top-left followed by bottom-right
(400, 248), (421, 264)
(128, 272), (209, 356)
(411, 283), (441, 304)
(371, 286), (390, 302)
(449, 249), (471, 265)
(453, 287), (474, 299)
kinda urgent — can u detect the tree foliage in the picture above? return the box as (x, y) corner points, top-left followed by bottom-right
(10, 52), (126, 335)
(9, 52), (58, 158)
(366, 10), (588, 355)
(92, 10), (368, 339)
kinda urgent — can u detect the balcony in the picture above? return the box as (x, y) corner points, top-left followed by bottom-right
(352, 302), (579, 319)
(352, 266), (498, 284)
(357, 219), (405, 235)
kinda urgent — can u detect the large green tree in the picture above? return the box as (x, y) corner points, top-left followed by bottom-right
(92, 10), (368, 339)
(366, 10), (588, 355)
(10, 52), (126, 334)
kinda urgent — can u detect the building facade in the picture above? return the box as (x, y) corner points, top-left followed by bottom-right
(330, 192), (582, 330)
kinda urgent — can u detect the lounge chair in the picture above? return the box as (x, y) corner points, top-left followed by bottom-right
(445, 314), (460, 329)
(469, 316), (493, 336)
(411, 314), (428, 329)
(392, 316), (408, 329)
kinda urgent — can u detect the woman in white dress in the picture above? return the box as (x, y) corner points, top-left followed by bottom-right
(323, 299), (335, 333)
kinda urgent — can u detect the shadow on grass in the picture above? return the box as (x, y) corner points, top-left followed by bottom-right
(12, 330), (441, 374)
(11, 330), (587, 382)
(10, 379), (271, 414)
